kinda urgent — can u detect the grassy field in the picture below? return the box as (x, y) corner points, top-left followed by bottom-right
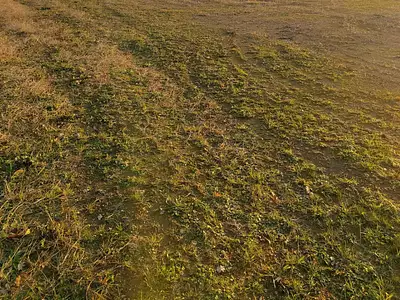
(0, 0), (399, 299)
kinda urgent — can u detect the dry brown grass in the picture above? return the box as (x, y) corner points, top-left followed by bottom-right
(340, 0), (400, 11)
(0, 1), (129, 297)
(0, 34), (18, 62)
(1, 0), (399, 298)
(19, 76), (54, 99)
(89, 45), (136, 84)
(0, 0), (36, 34)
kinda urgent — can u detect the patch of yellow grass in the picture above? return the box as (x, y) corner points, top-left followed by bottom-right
(0, 0), (36, 34)
(0, 34), (18, 62)
(90, 45), (136, 84)
(3, 65), (53, 98)
(2, 100), (46, 137)
(340, 0), (400, 11)
(0, 133), (10, 144)
(20, 77), (54, 99)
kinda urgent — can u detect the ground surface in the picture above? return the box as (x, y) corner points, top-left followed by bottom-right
(0, 0), (400, 299)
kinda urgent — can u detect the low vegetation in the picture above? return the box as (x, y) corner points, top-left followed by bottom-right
(1, 0), (399, 299)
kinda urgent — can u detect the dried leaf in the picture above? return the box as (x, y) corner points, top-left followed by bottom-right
(213, 192), (222, 198)
(271, 191), (280, 204)
(12, 169), (25, 178)
(15, 275), (21, 287)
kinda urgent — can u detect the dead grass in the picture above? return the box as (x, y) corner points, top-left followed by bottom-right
(0, 0), (36, 34)
(20, 77), (54, 99)
(89, 44), (136, 84)
(1, 0), (399, 299)
(0, 35), (18, 62)
(340, 0), (400, 11)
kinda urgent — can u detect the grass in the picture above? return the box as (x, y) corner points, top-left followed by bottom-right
(1, 0), (400, 299)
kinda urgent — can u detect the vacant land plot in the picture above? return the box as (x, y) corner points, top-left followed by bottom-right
(1, 0), (399, 299)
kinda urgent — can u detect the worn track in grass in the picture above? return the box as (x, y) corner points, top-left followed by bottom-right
(1, 0), (399, 299)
